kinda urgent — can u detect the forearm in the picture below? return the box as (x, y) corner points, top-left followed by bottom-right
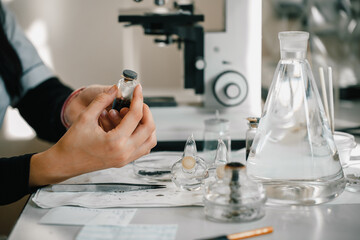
(0, 154), (36, 205)
(29, 149), (70, 187)
(16, 77), (73, 142)
(29, 137), (107, 187)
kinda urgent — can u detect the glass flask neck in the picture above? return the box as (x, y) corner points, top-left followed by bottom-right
(248, 122), (259, 129)
(278, 31), (309, 60)
(280, 50), (306, 60)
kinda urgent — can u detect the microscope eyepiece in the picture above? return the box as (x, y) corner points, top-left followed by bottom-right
(133, 0), (166, 6)
(155, 0), (165, 6)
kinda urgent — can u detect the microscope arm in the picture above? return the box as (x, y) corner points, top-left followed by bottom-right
(171, 24), (204, 94)
(119, 13), (205, 94)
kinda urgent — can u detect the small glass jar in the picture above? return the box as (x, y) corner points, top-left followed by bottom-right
(112, 69), (139, 111)
(333, 131), (359, 193)
(203, 162), (266, 222)
(245, 117), (260, 161)
(203, 116), (231, 166)
(333, 131), (357, 167)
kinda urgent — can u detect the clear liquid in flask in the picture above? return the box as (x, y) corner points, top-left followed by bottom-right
(247, 31), (346, 205)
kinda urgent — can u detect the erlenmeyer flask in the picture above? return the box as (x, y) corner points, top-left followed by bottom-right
(247, 31), (346, 205)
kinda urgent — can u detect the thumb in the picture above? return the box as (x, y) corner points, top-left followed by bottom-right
(85, 85), (118, 118)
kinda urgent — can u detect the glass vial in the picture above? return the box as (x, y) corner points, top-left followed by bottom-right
(203, 111), (231, 166)
(171, 134), (208, 191)
(203, 139), (230, 192)
(245, 117), (260, 161)
(247, 31), (346, 205)
(112, 69), (139, 111)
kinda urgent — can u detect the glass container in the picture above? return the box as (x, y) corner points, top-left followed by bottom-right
(112, 69), (139, 111)
(171, 134), (208, 191)
(132, 152), (180, 181)
(245, 117), (260, 161)
(333, 131), (359, 192)
(203, 139), (230, 192)
(204, 162), (266, 222)
(203, 111), (231, 166)
(247, 31), (346, 205)
(333, 131), (357, 167)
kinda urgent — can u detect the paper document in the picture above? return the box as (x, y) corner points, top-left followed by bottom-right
(32, 152), (204, 208)
(39, 206), (137, 226)
(76, 224), (178, 240)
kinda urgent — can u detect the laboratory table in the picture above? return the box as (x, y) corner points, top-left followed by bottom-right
(8, 100), (360, 240)
(7, 191), (360, 240)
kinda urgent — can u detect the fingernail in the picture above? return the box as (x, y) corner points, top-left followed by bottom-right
(109, 109), (119, 118)
(101, 110), (107, 118)
(107, 85), (117, 94)
(109, 109), (116, 117)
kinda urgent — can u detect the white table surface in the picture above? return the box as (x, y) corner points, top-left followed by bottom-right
(9, 100), (360, 240)
(8, 190), (360, 240)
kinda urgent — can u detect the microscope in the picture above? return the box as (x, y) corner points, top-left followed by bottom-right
(119, 0), (262, 150)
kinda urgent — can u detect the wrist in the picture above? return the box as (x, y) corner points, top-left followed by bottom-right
(29, 136), (108, 187)
(61, 87), (85, 129)
(29, 143), (89, 186)
(29, 148), (67, 186)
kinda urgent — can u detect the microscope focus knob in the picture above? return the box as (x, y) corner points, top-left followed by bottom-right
(213, 71), (248, 106)
(195, 58), (206, 70)
(224, 83), (241, 99)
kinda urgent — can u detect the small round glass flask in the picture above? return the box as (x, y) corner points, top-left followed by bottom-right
(245, 117), (260, 161)
(171, 134), (208, 191)
(112, 69), (139, 111)
(203, 162), (266, 222)
(203, 110), (231, 166)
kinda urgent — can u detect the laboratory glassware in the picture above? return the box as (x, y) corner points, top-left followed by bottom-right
(204, 162), (266, 222)
(247, 31), (346, 205)
(333, 131), (357, 168)
(203, 139), (230, 192)
(203, 111), (231, 166)
(245, 117), (260, 161)
(344, 166), (360, 193)
(211, 138), (229, 180)
(171, 134), (207, 191)
(112, 69), (139, 111)
(333, 131), (359, 192)
(133, 152), (180, 181)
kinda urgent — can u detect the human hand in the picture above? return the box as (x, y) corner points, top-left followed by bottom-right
(30, 85), (157, 186)
(62, 85), (117, 130)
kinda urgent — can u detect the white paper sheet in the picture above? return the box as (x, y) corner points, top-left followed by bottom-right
(39, 206), (137, 226)
(32, 152), (204, 208)
(76, 225), (178, 240)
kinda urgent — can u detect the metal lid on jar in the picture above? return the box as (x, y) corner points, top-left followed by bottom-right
(247, 117), (260, 128)
(123, 69), (138, 80)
